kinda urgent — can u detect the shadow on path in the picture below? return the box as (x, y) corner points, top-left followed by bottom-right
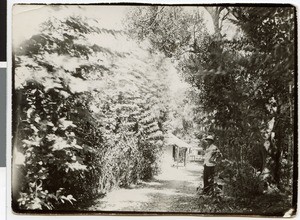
(88, 162), (204, 212)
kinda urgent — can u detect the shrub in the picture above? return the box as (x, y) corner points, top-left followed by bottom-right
(13, 15), (169, 210)
(216, 159), (265, 198)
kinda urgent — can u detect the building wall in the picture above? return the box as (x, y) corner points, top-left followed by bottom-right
(161, 145), (174, 168)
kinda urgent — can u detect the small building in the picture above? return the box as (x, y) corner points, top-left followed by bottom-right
(189, 147), (204, 162)
(163, 133), (192, 167)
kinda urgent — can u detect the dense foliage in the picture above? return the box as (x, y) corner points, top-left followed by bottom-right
(126, 5), (295, 213)
(12, 5), (295, 214)
(12, 16), (170, 210)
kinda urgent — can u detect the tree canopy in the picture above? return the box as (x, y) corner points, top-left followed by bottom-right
(13, 15), (172, 210)
(12, 5), (296, 214)
(126, 5), (295, 201)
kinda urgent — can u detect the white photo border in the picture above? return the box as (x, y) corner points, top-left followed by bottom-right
(6, 1), (299, 219)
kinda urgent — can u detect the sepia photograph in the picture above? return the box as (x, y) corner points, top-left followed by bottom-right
(11, 3), (296, 216)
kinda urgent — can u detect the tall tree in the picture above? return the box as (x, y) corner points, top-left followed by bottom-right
(126, 6), (208, 58)
(126, 6), (295, 193)
(13, 15), (171, 210)
(228, 7), (295, 187)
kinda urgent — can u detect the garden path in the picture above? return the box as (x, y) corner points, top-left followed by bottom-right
(88, 162), (203, 212)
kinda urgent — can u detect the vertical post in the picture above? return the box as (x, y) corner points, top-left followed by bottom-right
(177, 146), (179, 169)
(184, 148), (187, 167)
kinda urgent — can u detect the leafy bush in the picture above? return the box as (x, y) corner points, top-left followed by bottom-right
(216, 159), (265, 198)
(198, 160), (291, 214)
(13, 15), (170, 210)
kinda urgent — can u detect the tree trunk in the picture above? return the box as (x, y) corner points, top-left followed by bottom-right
(273, 117), (283, 186)
(204, 6), (224, 40)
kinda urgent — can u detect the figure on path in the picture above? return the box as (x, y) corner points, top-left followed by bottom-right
(202, 135), (221, 195)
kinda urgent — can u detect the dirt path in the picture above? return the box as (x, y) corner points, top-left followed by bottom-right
(88, 162), (204, 212)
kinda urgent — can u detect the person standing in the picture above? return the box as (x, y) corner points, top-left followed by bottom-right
(202, 135), (221, 195)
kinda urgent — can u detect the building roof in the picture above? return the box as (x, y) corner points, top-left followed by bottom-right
(165, 133), (191, 149)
